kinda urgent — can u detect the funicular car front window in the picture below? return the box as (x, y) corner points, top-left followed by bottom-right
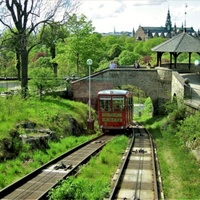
(100, 96), (111, 111)
(112, 96), (124, 111)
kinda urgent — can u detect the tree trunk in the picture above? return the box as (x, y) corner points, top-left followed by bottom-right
(16, 51), (21, 80)
(21, 49), (28, 97)
(53, 63), (58, 76)
(50, 45), (58, 76)
(76, 52), (79, 77)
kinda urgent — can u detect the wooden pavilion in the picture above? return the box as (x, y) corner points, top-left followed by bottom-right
(151, 32), (200, 70)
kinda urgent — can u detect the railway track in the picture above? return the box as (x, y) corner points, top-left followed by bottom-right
(108, 123), (161, 200)
(0, 134), (114, 200)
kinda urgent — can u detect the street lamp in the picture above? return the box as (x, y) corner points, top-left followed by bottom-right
(194, 60), (200, 66)
(86, 59), (94, 130)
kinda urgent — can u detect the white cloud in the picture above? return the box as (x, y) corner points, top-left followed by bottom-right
(79, 0), (200, 33)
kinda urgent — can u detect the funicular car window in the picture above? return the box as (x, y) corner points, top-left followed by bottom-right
(100, 96), (111, 111)
(112, 96), (124, 111)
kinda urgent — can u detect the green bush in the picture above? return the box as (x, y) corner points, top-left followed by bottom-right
(177, 112), (200, 148)
(144, 97), (153, 114)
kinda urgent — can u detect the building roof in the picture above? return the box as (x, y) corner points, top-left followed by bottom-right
(141, 26), (195, 34)
(151, 32), (200, 53)
(141, 26), (167, 33)
(98, 89), (129, 95)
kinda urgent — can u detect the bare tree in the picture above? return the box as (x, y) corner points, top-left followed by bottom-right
(0, 0), (80, 97)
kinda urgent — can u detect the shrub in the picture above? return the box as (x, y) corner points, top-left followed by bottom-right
(177, 112), (200, 149)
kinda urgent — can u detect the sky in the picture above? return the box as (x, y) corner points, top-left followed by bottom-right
(79, 0), (200, 33)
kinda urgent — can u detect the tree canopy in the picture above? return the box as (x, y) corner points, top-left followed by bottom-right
(1, 5), (199, 90)
(0, 0), (80, 96)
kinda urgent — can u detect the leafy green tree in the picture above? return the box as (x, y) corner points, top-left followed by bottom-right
(118, 50), (139, 66)
(101, 35), (123, 48)
(143, 37), (166, 56)
(133, 37), (166, 58)
(0, 0), (80, 96)
(177, 112), (200, 148)
(30, 57), (51, 69)
(94, 58), (110, 72)
(29, 65), (60, 100)
(53, 14), (104, 77)
(124, 37), (137, 51)
(101, 35), (123, 60)
(117, 34), (131, 46)
(107, 44), (122, 60)
(0, 50), (17, 77)
(58, 33), (104, 77)
(39, 22), (69, 76)
(133, 41), (146, 56)
(0, 30), (20, 78)
(64, 14), (95, 76)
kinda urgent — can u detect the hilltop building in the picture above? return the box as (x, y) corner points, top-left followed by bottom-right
(100, 27), (134, 37)
(135, 9), (198, 41)
(100, 9), (200, 39)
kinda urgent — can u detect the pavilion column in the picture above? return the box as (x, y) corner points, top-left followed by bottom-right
(173, 52), (180, 69)
(174, 53), (177, 68)
(188, 52), (192, 71)
(156, 52), (159, 66)
(157, 52), (163, 66)
(170, 53), (172, 68)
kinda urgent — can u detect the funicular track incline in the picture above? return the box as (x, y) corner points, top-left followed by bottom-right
(109, 123), (159, 200)
(0, 134), (114, 200)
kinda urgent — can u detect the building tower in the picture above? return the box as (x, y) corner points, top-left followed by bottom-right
(165, 9), (172, 37)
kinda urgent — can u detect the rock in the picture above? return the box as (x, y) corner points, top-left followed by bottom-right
(191, 148), (200, 161)
(0, 137), (21, 161)
(67, 115), (85, 136)
(0, 115), (87, 161)
(186, 140), (200, 161)
(20, 134), (49, 150)
(16, 121), (36, 129)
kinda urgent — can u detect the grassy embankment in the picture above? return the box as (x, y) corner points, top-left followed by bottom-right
(136, 101), (200, 199)
(50, 99), (200, 199)
(1, 95), (199, 199)
(0, 95), (99, 189)
(0, 135), (95, 189)
(49, 109), (200, 199)
(0, 95), (99, 140)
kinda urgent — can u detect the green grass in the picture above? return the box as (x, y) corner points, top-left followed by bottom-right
(1, 94), (199, 199)
(0, 87), (6, 92)
(0, 94), (100, 189)
(0, 135), (95, 189)
(0, 95), (99, 139)
(155, 133), (200, 199)
(137, 114), (200, 199)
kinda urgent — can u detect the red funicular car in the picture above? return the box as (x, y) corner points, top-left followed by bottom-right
(97, 89), (133, 133)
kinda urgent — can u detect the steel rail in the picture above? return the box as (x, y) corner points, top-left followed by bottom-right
(148, 128), (159, 200)
(134, 133), (145, 199)
(108, 123), (160, 200)
(108, 131), (135, 200)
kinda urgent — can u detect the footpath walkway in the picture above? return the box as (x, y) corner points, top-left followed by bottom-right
(181, 73), (200, 109)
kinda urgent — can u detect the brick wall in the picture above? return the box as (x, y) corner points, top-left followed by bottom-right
(71, 68), (172, 115)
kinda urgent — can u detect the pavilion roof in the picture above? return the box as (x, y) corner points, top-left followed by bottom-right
(151, 32), (200, 53)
